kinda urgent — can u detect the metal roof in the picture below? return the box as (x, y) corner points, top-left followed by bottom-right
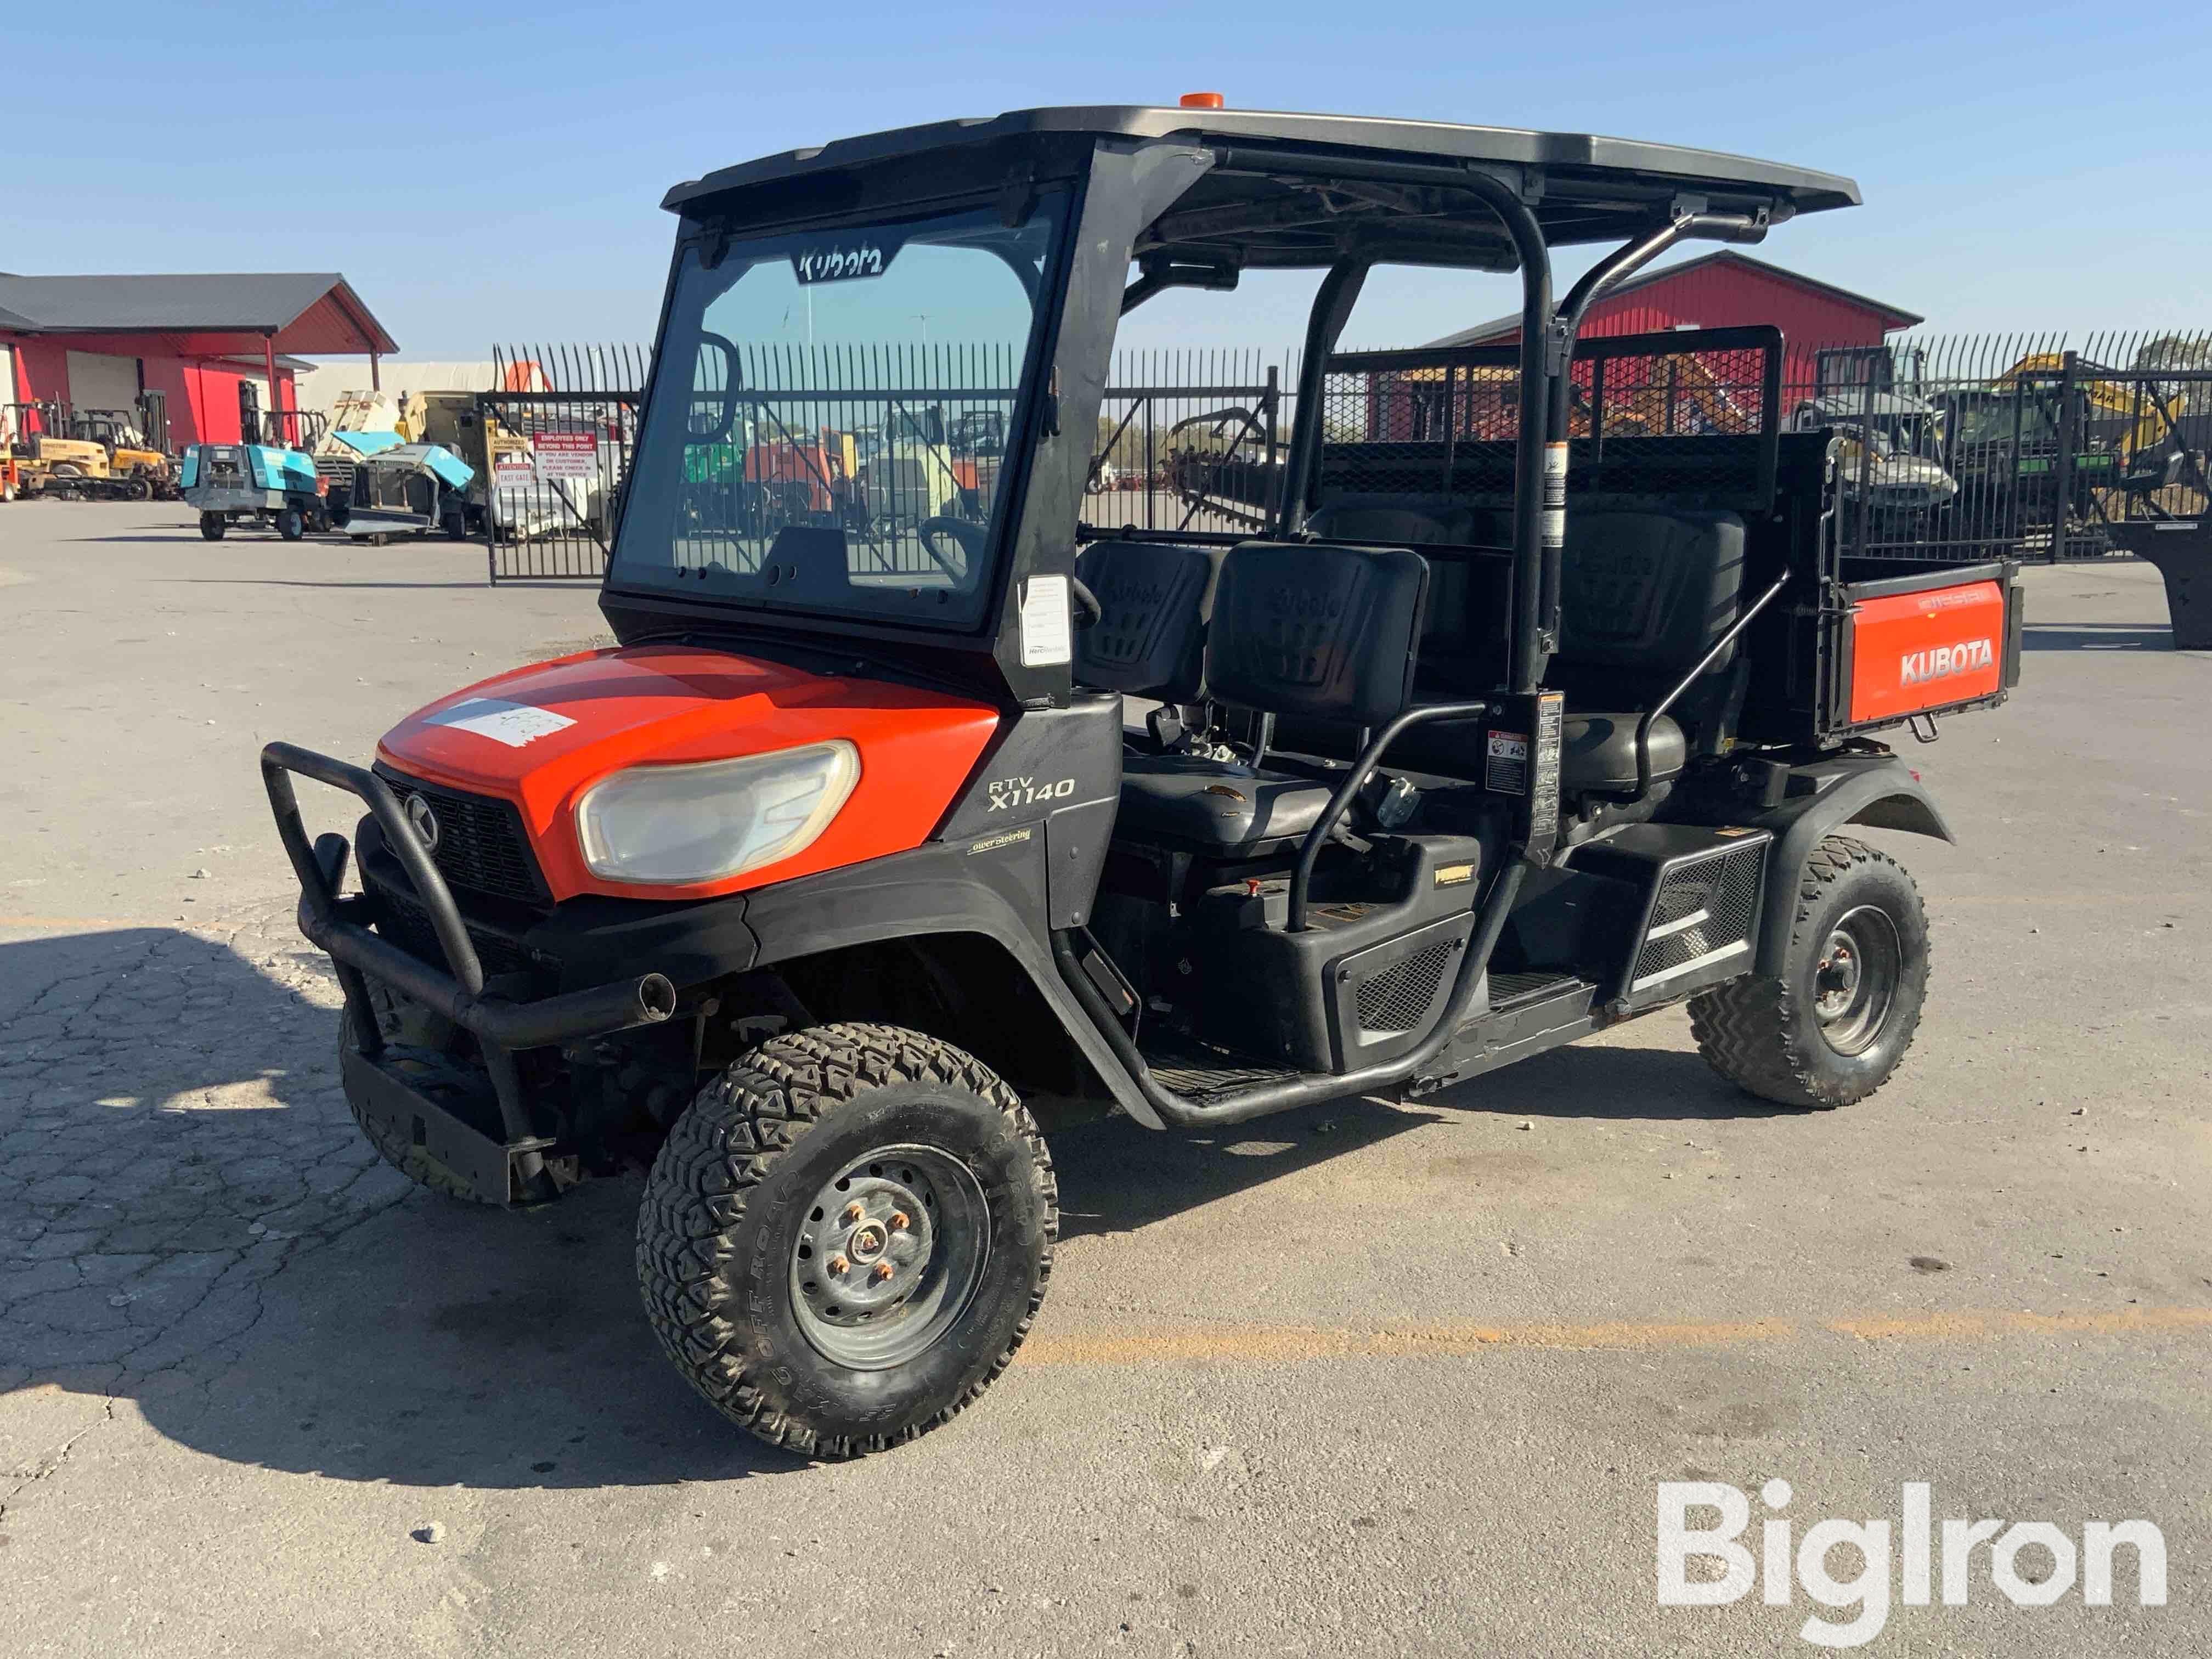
(663, 106), (1861, 255)
(1425, 250), (1923, 347)
(0, 273), (398, 354)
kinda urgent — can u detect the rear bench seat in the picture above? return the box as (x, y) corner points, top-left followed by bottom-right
(1074, 506), (1747, 802)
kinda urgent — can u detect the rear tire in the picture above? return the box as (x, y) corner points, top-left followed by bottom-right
(1689, 835), (1929, 1109)
(199, 511), (226, 541)
(276, 505), (306, 541)
(636, 1022), (1057, 1460)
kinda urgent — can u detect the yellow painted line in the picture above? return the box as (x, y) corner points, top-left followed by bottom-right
(1827, 1307), (2212, 1341)
(1026, 1317), (1800, 1367)
(1020, 1307), (2212, 1368)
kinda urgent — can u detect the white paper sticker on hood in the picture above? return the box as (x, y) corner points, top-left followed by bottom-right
(422, 697), (577, 748)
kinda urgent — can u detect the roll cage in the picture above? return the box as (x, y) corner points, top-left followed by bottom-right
(603, 106), (1860, 708)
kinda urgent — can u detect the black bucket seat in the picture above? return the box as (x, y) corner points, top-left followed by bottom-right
(1076, 540), (1429, 855)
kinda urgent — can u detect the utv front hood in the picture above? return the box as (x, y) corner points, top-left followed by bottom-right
(376, 644), (999, 902)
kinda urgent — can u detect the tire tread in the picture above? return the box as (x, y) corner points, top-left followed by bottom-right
(634, 1021), (1055, 1460)
(1689, 836), (1928, 1110)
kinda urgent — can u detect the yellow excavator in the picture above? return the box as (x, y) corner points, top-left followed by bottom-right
(1941, 354), (2208, 524)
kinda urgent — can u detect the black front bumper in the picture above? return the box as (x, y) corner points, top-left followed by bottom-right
(262, 741), (679, 1201)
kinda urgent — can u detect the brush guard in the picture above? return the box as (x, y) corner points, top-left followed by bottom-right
(262, 742), (677, 1201)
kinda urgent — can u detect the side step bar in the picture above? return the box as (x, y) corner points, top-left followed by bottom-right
(1051, 855), (1530, 1131)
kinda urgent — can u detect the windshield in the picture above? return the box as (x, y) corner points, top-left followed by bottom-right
(1955, 394), (2056, 449)
(610, 198), (1066, 630)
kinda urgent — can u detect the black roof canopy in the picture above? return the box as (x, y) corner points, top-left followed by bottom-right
(663, 105), (1860, 269)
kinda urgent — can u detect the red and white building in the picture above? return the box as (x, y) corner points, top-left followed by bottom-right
(0, 272), (398, 450)
(1427, 250), (1923, 394)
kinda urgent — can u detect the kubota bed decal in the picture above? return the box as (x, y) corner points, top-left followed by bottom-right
(1848, 581), (2006, 724)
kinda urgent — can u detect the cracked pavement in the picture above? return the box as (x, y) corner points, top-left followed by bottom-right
(3, 505), (2209, 1656)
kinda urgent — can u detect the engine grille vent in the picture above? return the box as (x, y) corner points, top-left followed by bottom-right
(366, 874), (535, 979)
(1356, 941), (1455, 1035)
(373, 768), (546, 904)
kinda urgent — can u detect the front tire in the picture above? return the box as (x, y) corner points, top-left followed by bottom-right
(636, 1023), (1057, 1460)
(276, 505), (306, 541)
(199, 511), (226, 540)
(1689, 835), (1929, 1109)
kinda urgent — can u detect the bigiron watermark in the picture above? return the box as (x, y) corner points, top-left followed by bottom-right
(1657, 1480), (2168, 1648)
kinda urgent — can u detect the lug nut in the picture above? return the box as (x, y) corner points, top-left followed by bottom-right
(872, 1261), (895, 1283)
(889, 1211), (910, 1231)
(843, 1202), (865, 1225)
(827, 1254), (850, 1275)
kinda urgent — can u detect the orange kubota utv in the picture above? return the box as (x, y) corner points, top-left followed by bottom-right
(264, 104), (2020, 1458)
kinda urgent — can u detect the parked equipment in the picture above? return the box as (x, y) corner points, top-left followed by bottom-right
(178, 435), (332, 539)
(311, 390), (409, 519)
(2, 400), (121, 498)
(342, 442), (477, 545)
(63, 408), (176, 499)
(263, 104), (2019, 1460)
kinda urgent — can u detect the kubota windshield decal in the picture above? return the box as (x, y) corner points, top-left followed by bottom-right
(790, 232), (906, 284)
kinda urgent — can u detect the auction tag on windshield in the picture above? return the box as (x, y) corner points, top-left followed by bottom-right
(1019, 575), (1074, 667)
(424, 697), (577, 748)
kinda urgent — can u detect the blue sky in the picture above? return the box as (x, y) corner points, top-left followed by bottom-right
(5, 1), (2207, 358)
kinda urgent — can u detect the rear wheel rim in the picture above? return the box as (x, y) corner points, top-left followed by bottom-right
(789, 1143), (989, 1372)
(1813, 905), (1901, 1056)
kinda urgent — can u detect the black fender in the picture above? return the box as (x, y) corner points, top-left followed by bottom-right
(739, 834), (1164, 1130)
(1737, 755), (1954, 977)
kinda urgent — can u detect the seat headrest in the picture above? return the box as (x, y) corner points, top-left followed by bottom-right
(1206, 542), (1429, 728)
(1073, 540), (1222, 703)
(1306, 495), (1475, 546)
(1557, 510), (1747, 674)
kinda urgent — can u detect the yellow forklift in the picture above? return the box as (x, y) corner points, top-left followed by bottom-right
(2, 401), (110, 497)
(67, 407), (176, 499)
(0, 399), (174, 500)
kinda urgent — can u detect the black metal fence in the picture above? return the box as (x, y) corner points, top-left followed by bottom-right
(1307, 327), (2212, 564)
(476, 331), (2211, 583)
(661, 340), (1024, 584)
(479, 344), (646, 582)
(1088, 350), (1290, 537)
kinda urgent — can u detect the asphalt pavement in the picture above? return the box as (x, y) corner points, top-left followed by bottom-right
(2, 501), (2207, 1656)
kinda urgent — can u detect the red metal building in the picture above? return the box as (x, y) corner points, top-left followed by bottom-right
(0, 273), (398, 450)
(1426, 250), (1922, 397)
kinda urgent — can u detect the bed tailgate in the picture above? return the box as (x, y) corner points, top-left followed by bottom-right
(1833, 562), (2023, 731)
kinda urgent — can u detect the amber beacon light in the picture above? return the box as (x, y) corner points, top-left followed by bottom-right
(1179, 91), (1226, 109)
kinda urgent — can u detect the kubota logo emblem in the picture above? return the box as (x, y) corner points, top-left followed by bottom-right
(404, 794), (441, 852)
(1899, 637), (1994, 687)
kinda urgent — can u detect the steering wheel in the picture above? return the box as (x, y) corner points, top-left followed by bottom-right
(917, 516), (989, 580)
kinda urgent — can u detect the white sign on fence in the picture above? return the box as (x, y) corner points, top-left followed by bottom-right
(531, 431), (597, 482)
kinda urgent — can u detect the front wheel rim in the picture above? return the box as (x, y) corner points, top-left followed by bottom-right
(1813, 905), (1901, 1056)
(789, 1143), (990, 1372)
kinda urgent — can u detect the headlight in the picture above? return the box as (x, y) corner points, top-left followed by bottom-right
(575, 741), (860, 884)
